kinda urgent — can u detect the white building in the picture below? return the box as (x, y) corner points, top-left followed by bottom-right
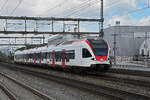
(139, 39), (150, 57)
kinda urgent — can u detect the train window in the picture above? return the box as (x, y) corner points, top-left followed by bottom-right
(35, 53), (38, 60)
(82, 48), (92, 58)
(41, 52), (47, 60)
(58, 52), (61, 61)
(47, 52), (49, 59)
(55, 52), (61, 62)
(88, 39), (108, 56)
(45, 52), (47, 59)
(48, 52), (52, 61)
(31, 54), (33, 59)
(55, 52), (58, 62)
(66, 50), (75, 61)
(39, 53), (41, 60)
(41, 53), (44, 60)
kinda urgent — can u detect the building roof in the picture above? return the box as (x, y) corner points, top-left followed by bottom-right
(105, 26), (150, 33)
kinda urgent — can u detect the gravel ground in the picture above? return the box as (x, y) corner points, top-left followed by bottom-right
(1, 64), (150, 99)
(0, 66), (108, 100)
(16, 65), (150, 96)
(0, 88), (11, 100)
(0, 75), (42, 100)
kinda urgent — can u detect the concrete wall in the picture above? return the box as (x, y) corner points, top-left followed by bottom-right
(104, 26), (149, 57)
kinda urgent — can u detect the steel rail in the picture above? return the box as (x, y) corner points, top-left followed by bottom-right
(95, 75), (150, 88)
(0, 72), (54, 100)
(0, 81), (18, 100)
(109, 68), (150, 77)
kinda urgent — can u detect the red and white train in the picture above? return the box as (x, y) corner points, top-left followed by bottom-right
(14, 38), (112, 72)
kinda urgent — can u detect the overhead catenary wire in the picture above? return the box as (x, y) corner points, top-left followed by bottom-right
(61, 0), (120, 17)
(50, 0), (94, 17)
(74, 0), (121, 17)
(62, 0), (99, 17)
(43, 0), (68, 16)
(0, 0), (9, 15)
(10, 0), (23, 15)
(70, 0), (150, 20)
(61, 0), (96, 15)
(67, 0), (121, 17)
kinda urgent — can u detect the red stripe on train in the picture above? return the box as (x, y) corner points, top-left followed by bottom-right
(39, 52), (42, 66)
(62, 51), (66, 68)
(34, 58), (36, 64)
(95, 56), (107, 61)
(52, 51), (55, 67)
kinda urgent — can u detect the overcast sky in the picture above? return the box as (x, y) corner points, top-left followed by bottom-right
(0, 0), (149, 26)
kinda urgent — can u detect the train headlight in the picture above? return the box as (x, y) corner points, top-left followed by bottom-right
(100, 58), (103, 61)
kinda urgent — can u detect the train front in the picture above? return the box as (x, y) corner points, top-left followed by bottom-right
(88, 39), (112, 72)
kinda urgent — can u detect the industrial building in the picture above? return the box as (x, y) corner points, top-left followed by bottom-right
(104, 25), (150, 59)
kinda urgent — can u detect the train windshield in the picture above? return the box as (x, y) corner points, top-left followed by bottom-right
(88, 39), (108, 56)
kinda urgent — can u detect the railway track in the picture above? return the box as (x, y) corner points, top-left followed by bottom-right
(95, 74), (150, 88)
(1, 62), (150, 100)
(109, 67), (150, 77)
(0, 81), (18, 100)
(0, 72), (54, 100)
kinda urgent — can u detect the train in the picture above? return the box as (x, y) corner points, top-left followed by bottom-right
(14, 38), (112, 73)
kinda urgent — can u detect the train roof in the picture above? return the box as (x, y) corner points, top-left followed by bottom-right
(15, 38), (106, 54)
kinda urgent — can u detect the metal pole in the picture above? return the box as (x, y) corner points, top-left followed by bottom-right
(145, 32), (148, 67)
(78, 20), (80, 32)
(63, 21), (65, 32)
(100, 0), (104, 37)
(36, 20), (38, 31)
(25, 34), (27, 46)
(113, 34), (116, 65)
(15, 37), (16, 45)
(78, 20), (80, 39)
(52, 20), (54, 32)
(5, 19), (7, 31)
(43, 35), (45, 44)
(25, 18), (27, 32)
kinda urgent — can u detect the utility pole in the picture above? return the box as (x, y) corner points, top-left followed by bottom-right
(100, 0), (104, 37)
(43, 35), (45, 44)
(5, 19), (8, 31)
(145, 32), (148, 67)
(112, 34), (117, 65)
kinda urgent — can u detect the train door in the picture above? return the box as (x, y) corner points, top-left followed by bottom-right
(61, 50), (66, 68)
(73, 46), (81, 66)
(52, 51), (55, 68)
